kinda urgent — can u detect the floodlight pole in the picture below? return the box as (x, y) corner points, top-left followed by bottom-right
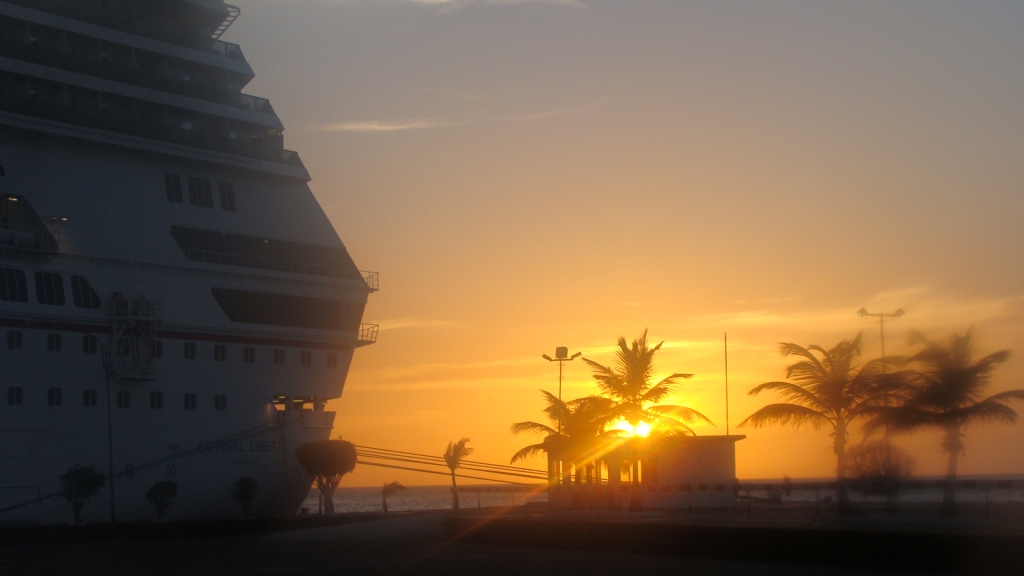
(84, 334), (116, 524)
(542, 348), (581, 434)
(858, 307), (905, 442)
(857, 307), (905, 374)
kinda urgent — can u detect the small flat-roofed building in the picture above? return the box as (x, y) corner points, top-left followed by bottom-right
(547, 435), (744, 511)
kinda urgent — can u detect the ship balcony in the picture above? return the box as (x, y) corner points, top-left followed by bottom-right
(358, 323), (379, 346)
(362, 271), (379, 292)
(0, 90), (304, 170)
(5, 0), (247, 60)
(0, 38), (266, 115)
(0, 223), (59, 259)
(181, 245), (377, 288)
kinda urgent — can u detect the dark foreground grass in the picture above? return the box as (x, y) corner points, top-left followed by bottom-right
(0, 526), (912, 576)
(2, 504), (1020, 575)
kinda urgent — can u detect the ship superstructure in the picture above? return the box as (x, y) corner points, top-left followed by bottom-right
(0, 0), (375, 523)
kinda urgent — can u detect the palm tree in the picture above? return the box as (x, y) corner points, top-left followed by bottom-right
(381, 482), (407, 512)
(739, 334), (897, 511)
(583, 330), (713, 511)
(873, 330), (1024, 517)
(443, 438), (473, 511)
(294, 438), (357, 515)
(583, 330), (712, 433)
(510, 391), (619, 486)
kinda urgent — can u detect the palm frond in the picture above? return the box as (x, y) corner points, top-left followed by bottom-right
(443, 438), (473, 471)
(738, 403), (831, 429)
(747, 381), (825, 409)
(382, 482), (407, 498)
(954, 397), (1022, 426)
(510, 421), (557, 436)
(648, 404), (714, 425)
(510, 443), (548, 464)
(649, 415), (695, 435)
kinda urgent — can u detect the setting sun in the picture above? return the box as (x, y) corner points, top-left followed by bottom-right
(613, 420), (652, 438)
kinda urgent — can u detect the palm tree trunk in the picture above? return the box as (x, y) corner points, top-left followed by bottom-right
(942, 425), (962, 517)
(628, 458), (642, 512)
(450, 472), (459, 511)
(834, 420), (851, 515)
(322, 486), (335, 515)
(382, 496), (388, 512)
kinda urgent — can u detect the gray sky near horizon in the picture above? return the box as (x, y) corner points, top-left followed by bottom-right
(223, 1), (1024, 485)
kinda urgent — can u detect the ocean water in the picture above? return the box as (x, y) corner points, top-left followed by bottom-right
(306, 475), (1024, 514)
(304, 485), (548, 514)
(738, 474), (1024, 504)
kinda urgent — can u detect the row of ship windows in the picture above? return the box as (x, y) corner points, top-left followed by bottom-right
(166, 173), (236, 211)
(5, 387), (227, 411)
(0, 268), (101, 307)
(5, 331), (340, 368)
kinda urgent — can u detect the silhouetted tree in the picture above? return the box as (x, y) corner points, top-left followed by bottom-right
(294, 438), (357, 515)
(232, 477), (258, 519)
(146, 481), (177, 520)
(59, 465), (106, 524)
(583, 330), (712, 511)
(381, 482), (407, 512)
(847, 439), (914, 496)
(444, 438), (473, 511)
(739, 334), (898, 512)
(872, 330), (1024, 516)
(511, 391), (619, 499)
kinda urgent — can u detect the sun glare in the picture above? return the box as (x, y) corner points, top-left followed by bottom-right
(635, 421), (652, 437)
(612, 420), (652, 437)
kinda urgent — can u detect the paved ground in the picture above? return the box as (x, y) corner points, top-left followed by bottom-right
(0, 513), (922, 576)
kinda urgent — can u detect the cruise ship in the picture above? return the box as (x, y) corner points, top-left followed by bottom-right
(0, 0), (375, 523)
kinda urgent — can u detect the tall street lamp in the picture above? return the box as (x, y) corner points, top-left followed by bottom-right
(542, 347), (581, 491)
(542, 347), (581, 405)
(857, 307), (905, 373)
(84, 333), (117, 524)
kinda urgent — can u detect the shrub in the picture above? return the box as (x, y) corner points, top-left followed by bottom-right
(146, 481), (178, 520)
(232, 477), (258, 519)
(59, 465), (106, 524)
(847, 440), (915, 495)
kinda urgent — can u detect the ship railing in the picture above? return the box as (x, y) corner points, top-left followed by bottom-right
(111, 297), (163, 320)
(0, 40), (267, 115)
(210, 40), (247, 62)
(0, 93), (306, 170)
(181, 247), (372, 284)
(237, 94), (276, 115)
(0, 223), (59, 257)
(5, 0), (248, 58)
(361, 271), (380, 292)
(358, 323), (379, 345)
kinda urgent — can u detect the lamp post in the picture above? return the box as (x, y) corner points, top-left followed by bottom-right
(541, 347), (582, 412)
(84, 333), (116, 524)
(857, 307), (905, 374)
(542, 347), (581, 492)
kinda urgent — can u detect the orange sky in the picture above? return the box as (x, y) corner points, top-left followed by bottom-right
(227, 0), (1024, 486)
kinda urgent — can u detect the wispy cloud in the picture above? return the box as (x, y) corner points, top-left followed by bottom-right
(320, 101), (606, 133)
(692, 288), (1024, 335)
(383, 0), (586, 7)
(321, 119), (448, 132)
(377, 317), (466, 331)
(245, 0), (586, 8)
(417, 87), (500, 102)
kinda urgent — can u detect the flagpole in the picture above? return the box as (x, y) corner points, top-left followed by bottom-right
(724, 332), (729, 436)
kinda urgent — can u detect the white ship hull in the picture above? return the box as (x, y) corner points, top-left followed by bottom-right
(0, 1), (374, 524)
